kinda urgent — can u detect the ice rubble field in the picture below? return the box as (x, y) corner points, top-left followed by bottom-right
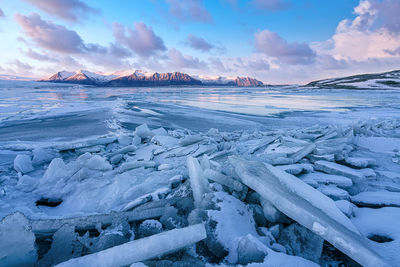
(1, 117), (400, 267)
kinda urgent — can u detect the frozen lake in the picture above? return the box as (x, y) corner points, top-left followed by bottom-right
(1, 80), (400, 143)
(1, 80), (400, 266)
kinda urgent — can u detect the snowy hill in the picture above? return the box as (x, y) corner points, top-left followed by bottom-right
(39, 70), (264, 87)
(306, 70), (400, 89)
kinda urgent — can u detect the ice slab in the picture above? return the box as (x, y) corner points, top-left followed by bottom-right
(151, 135), (178, 148)
(241, 136), (277, 154)
(119, 160), (156, 173)
(335, 200), (355, 218)
(135, 123), (155, 139)
(314, 160), (365, 182)
(31, 208), (165, 235)
(54, 136), (117, 151)
(277, 163), (313, 175)
(192, 144), (217, 157)
(317, 185), (350, 201)
(86, 155), (112, 171)
(187, 156), (209, 208)
(345, 157), (377, 168)
(203, 191), (258, 263)
(178, 135), (203, 146)
(0, 212), (37, 266)
(203, 168), (244, 192)
(290, 143), (316, 163)
(108, 144), (137, 157)
(236, 234), (268, 264)
(278, 223), (323, 263)
(300, 172), (353, 188)
(229, 156), (388, 267)
(351, 191), (400, 208)
(39, 224), (76, 266)
(55, 223), (206, 267)
(13, 154), (34, 174)
(32, 148), (58, 165)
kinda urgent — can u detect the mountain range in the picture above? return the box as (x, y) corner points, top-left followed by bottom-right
(39, 70), (264, 87)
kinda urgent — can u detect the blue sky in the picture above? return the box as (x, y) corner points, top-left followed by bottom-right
(0, 0), (399, 83)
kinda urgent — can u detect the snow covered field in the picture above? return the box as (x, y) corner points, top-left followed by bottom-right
(1, 80), (400, 266)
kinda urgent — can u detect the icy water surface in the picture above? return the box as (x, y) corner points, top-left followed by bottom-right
(1, 80), (400, 142)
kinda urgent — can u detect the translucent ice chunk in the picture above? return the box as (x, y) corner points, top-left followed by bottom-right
(289, 143), (316, 163)
(39, 224), (76, 266)
(187, 156), (210, 208)
(0, 212), (37, 266)
(55, 223), (206, 267)
(13, 154), (34, 174)
(32, 148), (58, 165)
(178, 135), (203, 146)
(229, 156), (388, 267)
(345, 157), (377, 168)
(86, 155), (112, 171)
(31, 208), (165, 235)
(203, 168), (244, 192)
(135, 123), (155, 139)
(119, 160), (156, 173)
(314, 160), (365, 182)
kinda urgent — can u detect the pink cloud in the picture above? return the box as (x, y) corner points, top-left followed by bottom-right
(112, 22), (166, 58)
(166, 0), (212, 24)
(168, 48), (208, 69)
(22, 0), (99, 22)
(15, 13), (85, 53)
(185, 34), (214, 52)
(254, 30), (315, 65)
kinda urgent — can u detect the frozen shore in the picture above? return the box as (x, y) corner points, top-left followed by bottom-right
(1, 117), (400, 266)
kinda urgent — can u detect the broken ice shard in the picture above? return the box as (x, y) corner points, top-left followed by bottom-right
(187, 156), (210, 208)
(0, 212), (37, 266)
(229, 156), (388, 267)
(55, 223), (206, 267)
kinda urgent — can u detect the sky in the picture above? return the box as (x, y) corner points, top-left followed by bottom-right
(0, 0), (400, 84)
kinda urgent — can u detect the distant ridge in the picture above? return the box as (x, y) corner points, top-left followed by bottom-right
(306, 70), (400, 89)
(39, 70), (264, 87)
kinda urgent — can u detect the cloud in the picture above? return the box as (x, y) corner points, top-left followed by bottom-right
(209, 57), (231, 72)
(185, 34), (214, 52)
(21, 0), (99, 23)
(318, 0), (400, 61)
(9, 59), (34, 75)
(0, 8), (4, 18)
(168, 48), (208, 69)
(15, 13), (85, 53)
(244, 58), (270, 71)
(336, 0), (376, 33)
(22, 48), (58, 62)
(250, 0), (291, 11)
(385, 47), (400, 56)
(166, 0), (213, 24)
(112, 22), (166, 58)
(372, 0), (400, 34)
(254, 29), (316, 64)
(15, 13), (133, 70)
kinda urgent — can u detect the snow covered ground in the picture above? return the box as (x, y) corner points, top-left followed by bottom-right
(1, 80), (400, 266)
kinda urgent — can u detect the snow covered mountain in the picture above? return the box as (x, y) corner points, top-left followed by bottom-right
(195, 75), (264, 87)
(306, 70), (400, 89)
(39, 70), (264, 87)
